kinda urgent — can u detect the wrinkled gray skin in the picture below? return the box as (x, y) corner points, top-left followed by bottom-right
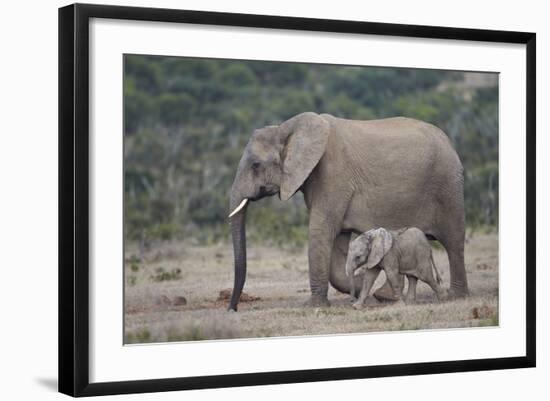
(346, 227), (446, 309)
(228, 112), (466, 311)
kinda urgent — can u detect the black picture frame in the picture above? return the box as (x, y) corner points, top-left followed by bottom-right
(58, 3), (536, 397)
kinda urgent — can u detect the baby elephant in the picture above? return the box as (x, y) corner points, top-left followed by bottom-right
(346, 227), (446, 309)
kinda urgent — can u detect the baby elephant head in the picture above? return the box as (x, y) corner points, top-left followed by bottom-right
(346, 228), (394, 277)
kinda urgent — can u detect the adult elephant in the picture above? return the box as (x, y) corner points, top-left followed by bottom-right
(227, 112), (467, 311)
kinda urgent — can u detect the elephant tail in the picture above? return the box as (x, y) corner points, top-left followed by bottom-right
(430, 252), (442, 284)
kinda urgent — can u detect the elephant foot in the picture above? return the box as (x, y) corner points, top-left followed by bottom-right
(373, 285), (400, 303)
(436, 289), (449, 302)
(304, 295), (331, 308)
(352, 302), (365, 310)
(448, 286), (469, 300)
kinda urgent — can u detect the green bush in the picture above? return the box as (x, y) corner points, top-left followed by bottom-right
(125, 328), (151, 343)
(150, 267), (182, 282)
(124, 55), (498, 243)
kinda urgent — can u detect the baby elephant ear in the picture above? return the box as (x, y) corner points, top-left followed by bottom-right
(365, 228), (393, 269)
(279, 113), (330, 201)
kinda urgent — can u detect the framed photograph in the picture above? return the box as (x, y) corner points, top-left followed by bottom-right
(58, 3), (536, 397)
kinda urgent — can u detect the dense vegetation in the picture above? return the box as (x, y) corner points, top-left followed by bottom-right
(124, 55), (498, 246)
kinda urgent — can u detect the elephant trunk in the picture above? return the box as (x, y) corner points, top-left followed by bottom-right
(228, 195), (248, 311)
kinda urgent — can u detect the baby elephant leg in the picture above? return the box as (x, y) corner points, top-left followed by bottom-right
(353, 267), (380, 309)
(404, 275), (418, 304)
(422, 272), (447, 302)
(385, 268), (405, 303)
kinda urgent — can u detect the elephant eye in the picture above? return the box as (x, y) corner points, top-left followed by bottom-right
(251, 161), (261, 171)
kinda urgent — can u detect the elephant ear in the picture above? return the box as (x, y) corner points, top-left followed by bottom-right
(279, 113), (330, 201)
(365, 228), (393, 269)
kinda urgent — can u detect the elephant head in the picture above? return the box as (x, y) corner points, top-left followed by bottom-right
(227, 112), (330, 311)
(345, 228), (393, 297)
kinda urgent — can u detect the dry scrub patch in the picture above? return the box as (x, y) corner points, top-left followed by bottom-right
(124, 234), (498, 343)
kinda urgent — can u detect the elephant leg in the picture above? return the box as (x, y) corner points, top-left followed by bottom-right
(405, 275), (417, 304)
(423, 273), (446, 302)
(436, 188), (468, 298)
(446, 245), (468, 298)
(329, 232), (364, 297)
(305, 216), (338, 307)
(373, 274), (403, 302)
(439, 224), (468, 299)
(353, 267), (381, 309)
(385, 268), (405, 302)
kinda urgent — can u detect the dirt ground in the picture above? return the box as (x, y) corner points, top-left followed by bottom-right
(124, 234), (498, 343)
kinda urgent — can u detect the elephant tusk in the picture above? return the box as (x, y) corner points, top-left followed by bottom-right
(228, 198), (248, 218)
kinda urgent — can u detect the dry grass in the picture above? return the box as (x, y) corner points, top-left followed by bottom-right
(124, 233), (498, 343)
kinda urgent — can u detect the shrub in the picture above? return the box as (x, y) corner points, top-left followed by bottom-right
(125, 329), (151, 343)
(150, 267), (182, 282)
